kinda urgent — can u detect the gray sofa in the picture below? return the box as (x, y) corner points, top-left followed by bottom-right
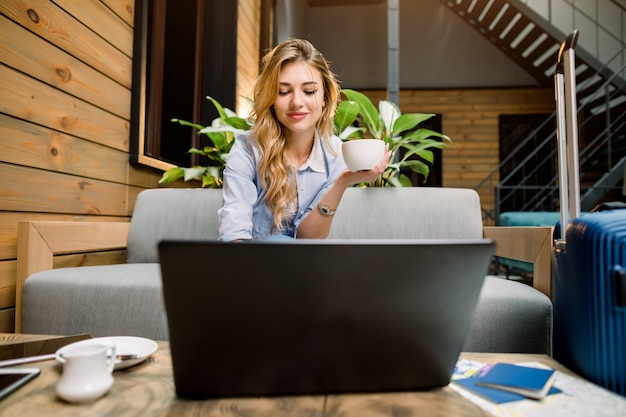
(18, 187), (553, 354)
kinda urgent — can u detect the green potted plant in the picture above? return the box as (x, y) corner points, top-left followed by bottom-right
(334, 89), (451, 187)
(159, 90), (451, 188)
(158, 97), (251, 188)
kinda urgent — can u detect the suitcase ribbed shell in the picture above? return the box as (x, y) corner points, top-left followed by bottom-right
(553, 210), (626, 396)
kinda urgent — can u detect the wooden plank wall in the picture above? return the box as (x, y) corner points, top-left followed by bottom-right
(359, 88), (555, 224)
(237, 0), (261, 116)
(0, 0), (148, 332)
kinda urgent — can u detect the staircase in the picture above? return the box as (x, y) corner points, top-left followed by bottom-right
(441, 0), (626, 222)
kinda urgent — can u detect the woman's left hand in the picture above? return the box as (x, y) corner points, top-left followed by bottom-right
(342, 144), (391, 186)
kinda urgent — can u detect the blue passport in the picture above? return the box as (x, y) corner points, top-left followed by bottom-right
(474, 363), (557, 400)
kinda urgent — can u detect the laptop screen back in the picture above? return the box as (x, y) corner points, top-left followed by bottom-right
(159, 239), (494, 399)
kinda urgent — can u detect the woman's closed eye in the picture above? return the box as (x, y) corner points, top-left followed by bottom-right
(278, 89), (318, 97)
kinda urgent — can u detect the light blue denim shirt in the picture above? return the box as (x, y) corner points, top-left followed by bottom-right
(218, 131), (346, 241)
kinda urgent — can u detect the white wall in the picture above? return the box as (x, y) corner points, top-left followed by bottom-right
(276, 0), (538, 89)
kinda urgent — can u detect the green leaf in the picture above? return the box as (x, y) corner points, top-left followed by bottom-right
(187, 147), (210, 156)
(202, 175), (218, 188)
(392, 113), (434, 136)
(397, 173), (415, 187)
(341, 89), (381, 138)
(402, 128), (451, 144)
(401, 143), (438, 162)
(207, 96), (228, 120)
(400, 139), (446, 160)
(202, 121), (237, 150)
(171, 118), (205, 131)
(334, 100), (360, 133)
(417, 149), (435, 164)
(212, 134), (229, 150)
(402, 160), (430, 178)
(224, 116), (252, 130)
(158, 167), (185, 184)
(199, 168), (221, 188)
(397, 148), (434, 165)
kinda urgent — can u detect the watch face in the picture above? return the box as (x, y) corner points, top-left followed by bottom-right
(318, 204), (335, 216)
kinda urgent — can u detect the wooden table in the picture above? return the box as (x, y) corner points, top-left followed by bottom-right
(0, 334), (574, 417)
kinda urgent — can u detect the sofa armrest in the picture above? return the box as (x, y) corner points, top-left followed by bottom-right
(16, 221), (130, 332)
(483, 226), (553, 298)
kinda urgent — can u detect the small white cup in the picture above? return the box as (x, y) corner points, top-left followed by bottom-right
(341, 139), (386, 172)
(56, 343), (116, 403)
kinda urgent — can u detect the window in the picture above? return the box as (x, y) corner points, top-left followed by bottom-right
(498, 114), (555, 213)
(130, 0), (239, 169)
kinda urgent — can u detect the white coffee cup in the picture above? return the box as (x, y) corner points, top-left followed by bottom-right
(341, 139), (386, 172)
(56, 343), (116, 403)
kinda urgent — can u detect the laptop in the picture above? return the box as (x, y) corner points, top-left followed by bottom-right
(158, 239), (494, 399)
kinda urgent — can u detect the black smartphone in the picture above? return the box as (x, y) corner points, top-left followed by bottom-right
(0, 368), (40, 400)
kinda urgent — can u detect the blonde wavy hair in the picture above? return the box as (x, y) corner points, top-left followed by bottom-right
(249, 38), (341, 229)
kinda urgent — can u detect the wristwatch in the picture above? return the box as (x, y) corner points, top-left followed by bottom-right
(318, 203), (336, 216)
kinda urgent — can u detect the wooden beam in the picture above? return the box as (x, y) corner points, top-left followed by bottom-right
(15, 221), (130, 332)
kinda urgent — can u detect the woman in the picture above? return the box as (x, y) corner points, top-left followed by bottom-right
(218, 39), (388, 241)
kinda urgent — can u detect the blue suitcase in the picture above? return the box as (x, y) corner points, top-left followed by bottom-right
(552, 31), (626, 396)
(553, 211), (626, 395)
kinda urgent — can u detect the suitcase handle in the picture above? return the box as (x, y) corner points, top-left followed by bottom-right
(554, 30), (581, 251)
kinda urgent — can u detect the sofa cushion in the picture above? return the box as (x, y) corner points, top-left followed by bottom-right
(464, 276), (552, 354)
(127, 188), (223, 263)
(329, 187), (483, 239)
(22, 263), (168, 340)
(498, 211), (562, 227)
(22, 265), (552, 354)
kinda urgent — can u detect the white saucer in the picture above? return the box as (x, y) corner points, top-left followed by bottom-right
(56, 336), (158, 370)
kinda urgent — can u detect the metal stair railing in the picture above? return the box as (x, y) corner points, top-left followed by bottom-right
(474, 55), (626, 221)
(487, 52), (626, 222)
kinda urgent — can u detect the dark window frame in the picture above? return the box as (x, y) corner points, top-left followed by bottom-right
(498, 113), (555, 213)
(129, 0), (239, 169)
